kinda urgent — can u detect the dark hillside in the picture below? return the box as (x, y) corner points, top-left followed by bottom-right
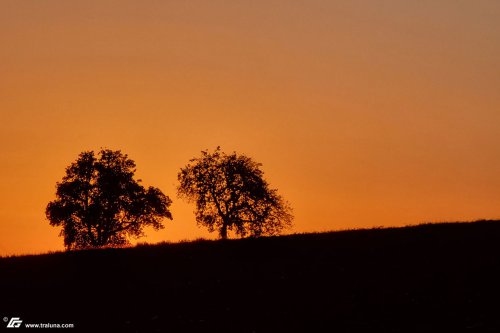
(1, 220), (500, 332)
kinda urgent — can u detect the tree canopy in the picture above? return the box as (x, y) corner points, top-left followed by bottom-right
(178, 147), (293, 239)
(46, 149), (172, 250)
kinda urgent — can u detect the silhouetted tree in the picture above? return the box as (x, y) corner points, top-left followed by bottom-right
(46, 149), (172, 250)
(178, 147), (293, 239)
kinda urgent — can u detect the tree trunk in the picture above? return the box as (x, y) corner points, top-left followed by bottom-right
(220, 222), (228, 239)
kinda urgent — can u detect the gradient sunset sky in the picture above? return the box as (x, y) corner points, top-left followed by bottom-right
(1, 1), (499, 255)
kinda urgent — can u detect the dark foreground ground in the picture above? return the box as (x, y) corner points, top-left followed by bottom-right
(1, 220), (500, 332)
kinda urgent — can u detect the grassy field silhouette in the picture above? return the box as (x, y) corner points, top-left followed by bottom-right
(1, 220), (500, 332)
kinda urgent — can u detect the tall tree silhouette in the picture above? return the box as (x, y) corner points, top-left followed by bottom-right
(178, 147), (293, 239)
(46, 149), (172, 250)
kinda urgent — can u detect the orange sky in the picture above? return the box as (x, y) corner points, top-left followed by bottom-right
(1, 1), (499, 256)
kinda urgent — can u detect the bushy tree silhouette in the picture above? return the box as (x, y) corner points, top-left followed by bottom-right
(178, 147), (293, 239)
(46, 149), (172, 250)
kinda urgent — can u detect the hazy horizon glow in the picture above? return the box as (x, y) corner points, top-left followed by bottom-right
(1, 1), (499, 255)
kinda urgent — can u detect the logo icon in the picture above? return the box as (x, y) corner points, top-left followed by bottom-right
(6, 317), (22, 328)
